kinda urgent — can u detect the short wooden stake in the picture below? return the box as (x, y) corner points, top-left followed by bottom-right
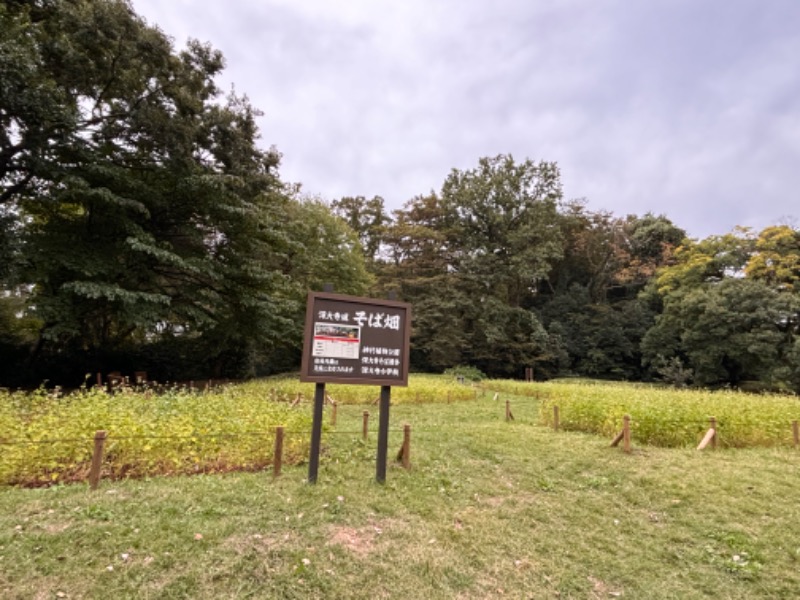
(553, 405), (560, 431)
(493, 392), (499, 402)
(362, 411), (370, 440)
(505, 399), (514, 421)
(622, 415), (631, 453)
(331, 402), (338, 427)
(89, 430), (108, 490)
(793, 420), (799, 449)
(96, 372), (102, 387)
(396, 424), (411, 469)
(697, 417), (717, 450)
(273, 426), (284, 478)
(610, 429), (624, 447)
(291, 392), (302, 408)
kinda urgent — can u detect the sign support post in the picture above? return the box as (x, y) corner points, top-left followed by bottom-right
(300, 291), (411, 484)
(308, 382), (325, 483)
(376, 385), (391, 483)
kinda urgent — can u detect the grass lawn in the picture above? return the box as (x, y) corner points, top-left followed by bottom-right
(2, 393), (800, 599)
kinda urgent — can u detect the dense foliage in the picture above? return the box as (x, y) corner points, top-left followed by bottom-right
(0, 374), (475, 485)
(338, 172), (799, 391)
(0, 0), (370, 385)
(0, 382), (312, 485)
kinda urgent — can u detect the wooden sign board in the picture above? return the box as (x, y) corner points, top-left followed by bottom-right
(300, 292), (412, 387)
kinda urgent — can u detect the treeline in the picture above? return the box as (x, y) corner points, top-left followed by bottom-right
(334, 172), (800, 392)
(1, 1), (798, 391)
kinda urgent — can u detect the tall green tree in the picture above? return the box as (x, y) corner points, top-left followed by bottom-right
(642, 278), (799, 388)
(380, 155), (564, 376)
(440, 154), (564, 308)
(642, 226), (800, 390)
(379, 193), (467, 370)
(0, 0), (369, 383)
(330, 195), (389, 265)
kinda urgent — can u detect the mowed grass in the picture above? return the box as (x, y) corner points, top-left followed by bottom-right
(2, 394), (800, 599)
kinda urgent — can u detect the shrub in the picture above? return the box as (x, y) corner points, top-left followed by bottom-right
(443, 365), (487, 382)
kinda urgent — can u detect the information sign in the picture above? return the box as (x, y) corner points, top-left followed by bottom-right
(300, 292), (411, 386)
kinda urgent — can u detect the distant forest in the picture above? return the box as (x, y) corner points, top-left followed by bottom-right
(2, 0), (799, 391)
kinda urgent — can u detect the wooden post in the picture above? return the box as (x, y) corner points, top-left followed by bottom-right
(362, 411), (370, 440)
(89, 430), (108, 490)
(331, 402), (338, 427)
(403, 423), (410, 469)
(505, 399), (514, 421)
(793, 420), (799, 449)
(610, 429), (624, 447)
(622, 415), (631, 453)
(96, 372), (102, 388)
(553, 405), (560, 431)
(308, 383), (325, 484)
(273, 426), (284, 478)
(710, 417), (717, 449)
(376, 386), (391, 483)
(697, 417), (717, 451)
(396, 423), (411, 469)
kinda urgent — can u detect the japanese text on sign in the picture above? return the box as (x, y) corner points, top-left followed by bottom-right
(300, 292), (411, 386)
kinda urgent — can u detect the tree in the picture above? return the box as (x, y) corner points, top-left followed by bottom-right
(440, 154), (563, 308)
(642, 278), (799, 389)
(745, 225), (800, 291)
(379, 155), (563, 376)
(545, 203), (626, 302)
(651, 228), (754, 296)
(1, 0), (364, 383)
(641, 226), (800, 390)
(379, 193), (464, 370)
(330, 195), (389, 265)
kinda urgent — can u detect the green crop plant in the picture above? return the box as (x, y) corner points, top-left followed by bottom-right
(536, 381), (800, 448)
(0, 385), (311, 486)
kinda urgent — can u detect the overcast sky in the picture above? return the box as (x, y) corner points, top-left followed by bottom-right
(131, 0), (800, 239)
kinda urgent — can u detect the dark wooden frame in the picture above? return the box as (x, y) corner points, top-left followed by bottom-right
(299, 291), (412, 387)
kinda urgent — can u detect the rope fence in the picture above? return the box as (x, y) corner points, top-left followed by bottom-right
(0, 420), (418, 489)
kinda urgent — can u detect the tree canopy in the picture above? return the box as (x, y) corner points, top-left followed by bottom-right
(0, 0), (369, 384)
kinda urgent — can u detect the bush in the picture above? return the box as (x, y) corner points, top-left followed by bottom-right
(443, 365), (486, 382)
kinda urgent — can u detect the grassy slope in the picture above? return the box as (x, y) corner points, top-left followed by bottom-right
(2, 396), (800, 599)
